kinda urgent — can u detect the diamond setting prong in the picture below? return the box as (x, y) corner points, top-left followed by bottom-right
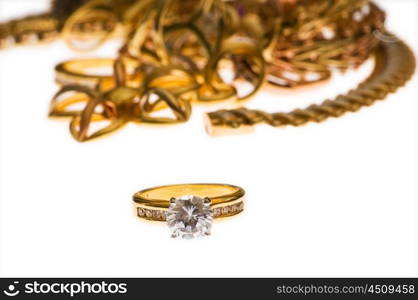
(203, 197), (211, 204)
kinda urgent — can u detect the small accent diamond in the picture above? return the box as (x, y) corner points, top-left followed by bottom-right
(238, 202), (244, 211)
(231, 205), (237, 213)
(145, 209), (153, 218)
(222, 206), (230, 215)
(153, 210), (164, 220)
(137, 207), (145, 217)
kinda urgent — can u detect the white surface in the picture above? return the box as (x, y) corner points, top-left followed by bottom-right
(0, 0), (417, 277)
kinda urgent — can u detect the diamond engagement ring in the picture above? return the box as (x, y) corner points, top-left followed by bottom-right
(133, 184), (245, 239)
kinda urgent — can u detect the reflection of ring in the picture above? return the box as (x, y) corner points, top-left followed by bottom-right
(133, 183), (245, 239)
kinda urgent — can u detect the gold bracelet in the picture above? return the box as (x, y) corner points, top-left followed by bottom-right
(133, 183), (245, 238)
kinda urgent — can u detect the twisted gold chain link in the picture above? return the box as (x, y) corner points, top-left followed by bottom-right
(205, 37), (416, 133)
(0, 14), (59, 49)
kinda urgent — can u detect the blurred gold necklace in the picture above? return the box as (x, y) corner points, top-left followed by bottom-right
(0, 0), (415, 141)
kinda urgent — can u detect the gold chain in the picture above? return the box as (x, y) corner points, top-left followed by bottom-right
(206, 38), (416, 133)
(0, 14), (59, 48)
(0, 0), (415, 141)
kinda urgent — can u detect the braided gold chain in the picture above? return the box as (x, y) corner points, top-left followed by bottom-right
(0, 14), (59, 49)
(206, 38), (416, 133)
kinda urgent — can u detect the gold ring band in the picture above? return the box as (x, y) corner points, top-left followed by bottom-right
(55, 58), (115, 87)
(55, 58), (141, 89)
(133, 183), (245, 238)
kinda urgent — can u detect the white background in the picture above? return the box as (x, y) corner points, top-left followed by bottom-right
(0, 0), (417, 277)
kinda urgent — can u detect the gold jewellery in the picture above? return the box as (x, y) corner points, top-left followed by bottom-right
(133, 183), (245, 238)
(0, 0), (416, 141)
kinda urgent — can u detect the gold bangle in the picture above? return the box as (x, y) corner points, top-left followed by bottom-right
(133, 183), (245, 239)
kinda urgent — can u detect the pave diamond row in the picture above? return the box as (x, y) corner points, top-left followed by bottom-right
(137, 201), (244, 221)
(137, 207), (166, 221)
(212, 202), (244, 217)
